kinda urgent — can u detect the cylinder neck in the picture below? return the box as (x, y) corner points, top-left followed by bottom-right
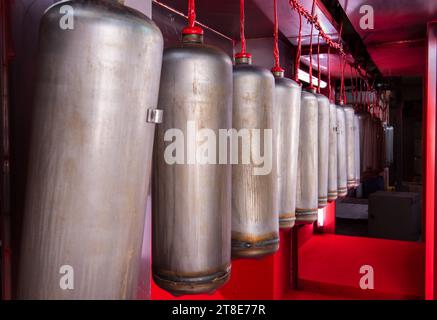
(182, 33), (204, 44)
(272, 70), (284, 78)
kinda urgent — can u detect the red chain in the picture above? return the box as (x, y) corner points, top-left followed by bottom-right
(340, 56), (345, 104)
(307, 0), (317, 89)
(272, 0), (283, 73)
(294, 8), (303, 82)
(317, 33), (322, 93)
(183, 0), (203, 35)
(236, 0), (251, 59)
(327, 46), (331, 101)
(240, 0), (246, 54)
(289, 0), (346, 57)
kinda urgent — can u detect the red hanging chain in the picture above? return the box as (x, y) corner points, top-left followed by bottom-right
(289, 0), (345, 56)
(343, 58), (347, 104)
(294, 8), (303, 82)
(188, 0), (195, 28)
(317, 33), (322, 93)
(307, 0), (316, 90)
(340, 55), (346, 104)
(327, 46), (332, 101)
(355, 68), (359, 110)
(272, 0), (284, 73)
(240, 0), (246, 54)
(183, 0), (203, 35)
(349, 64), (353, 107)
(236, 0), (251, 59)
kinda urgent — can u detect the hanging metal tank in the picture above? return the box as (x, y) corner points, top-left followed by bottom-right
(232, 54), (277, 258)
(356, 112), (369, 175)
(384, 124), (394, 166)
(344, 106), (356, 189)
(362, 112), (373, 174)
(376, 118), (385, 171)
(18, 0), (163, 299)
(272, 70), (301, 229)
(328, 103), (338, 202)
(296, 90), (318, 224)
(371, 117), (382, 173)
(354, 114), (361, 187)
(316, 93), (330, 208)
(336, 105), (348, 197)
(152, 30), (232, 295)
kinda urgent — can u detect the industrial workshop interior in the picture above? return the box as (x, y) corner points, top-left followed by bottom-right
(1, 0), (437, 305)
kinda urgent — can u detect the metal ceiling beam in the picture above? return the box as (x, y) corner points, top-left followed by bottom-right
(319, 0), (383, 82)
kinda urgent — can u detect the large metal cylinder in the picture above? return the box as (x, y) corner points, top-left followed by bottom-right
(316, 94), (330, 208)
(18, 0), (163, 299)
(384, 124), (394, 166)
(362, 112), (373, 174)
(296, 90), (318, 224)
(336, 106), (347, 197)
(354, 114), (361, 187)
(371, 117), (382, 173)
(152, 33), (232, 295)
(356, 112), (369, 175)
(376, 119), (384, 171)
(273, 72), (301, 229)
(344, 106), (356, 189)
(232, 56), (277, 258)
(328, 103), (338, 201)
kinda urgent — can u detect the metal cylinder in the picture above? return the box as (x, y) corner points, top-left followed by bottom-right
(316, 94), (330, 208)
(232, 56), (277, 258)
(354, 114), (361, 187)
(336, 106), (347, 197)
(273, 73), (301, 229)
(344, 106), (356, 189)
(296, 90), (318, 224)
(328, 103), (338, 201)
(371, 117), (381, 173)
(356, 112), (369, 175)
(362, 112), (373, 174)
(152, 33), (232, 295)
(376, 118), (384, 171)
(384, 124), (394, 166)
(18, 0), (163, 299)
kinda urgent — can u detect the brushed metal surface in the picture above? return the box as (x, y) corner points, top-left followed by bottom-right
(316, 94), (330, 208)
(384, 125), (394, 166)
(327, 103), (338, 201)
(18, 0), (163, 299)
(354, 114), (361, 187)
(152, 36), (232, 295)
(232, 60), (278, 258)
(296, 90), (318, 224)
(360, 112), (373, 173)
(371, 117), (383, 173)
(273, 75), (301, 229)
(344, 106), (357, 188)
(336, 106), (347, 197)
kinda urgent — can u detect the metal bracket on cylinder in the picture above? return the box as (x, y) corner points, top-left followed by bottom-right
(146, 108), (163, 124)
